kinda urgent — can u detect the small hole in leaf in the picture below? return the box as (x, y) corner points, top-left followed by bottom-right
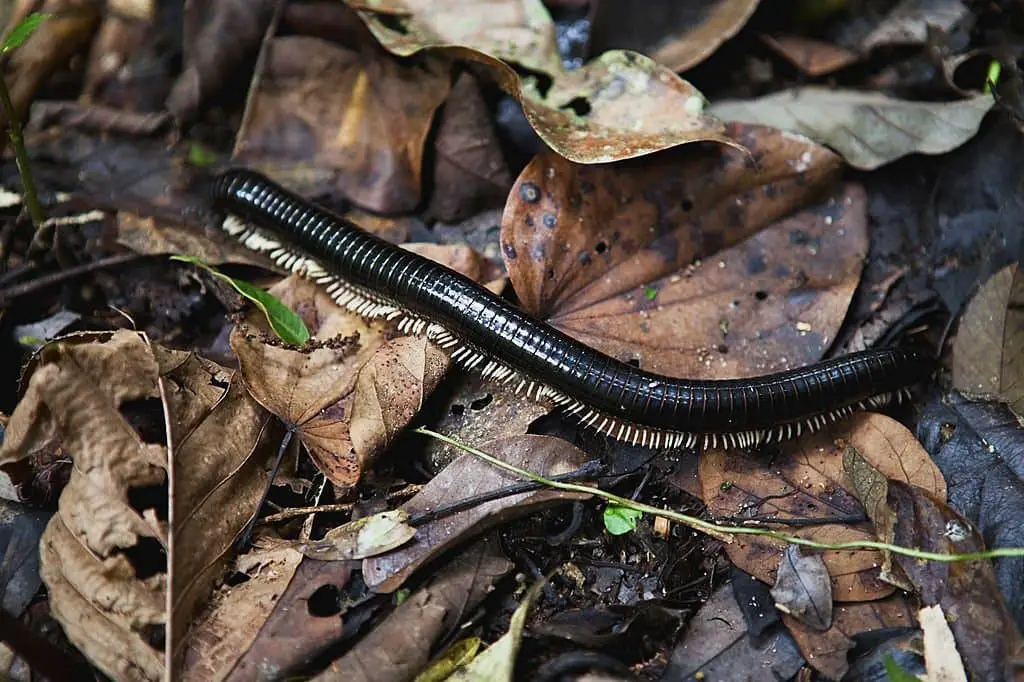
(562, 96), (591, 116)
(754, 290), (768, 301)
(121, 537), (166, 580)
(595, 241), (607, 254)
(225, 571), (250, 587)
(376, 13), (409, 34)
(308, 584), (342, 617)
(450, 403), (465, 416)
(681, 198), (694, 212)
(470, 394), (493, 410)
(127, 482), (169, 521)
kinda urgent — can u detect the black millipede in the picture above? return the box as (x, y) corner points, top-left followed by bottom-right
(209, 169), (934, 450)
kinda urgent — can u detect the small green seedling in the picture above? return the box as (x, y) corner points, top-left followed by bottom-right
(171, 255), (310, 344)
(603, 504), (643, 535)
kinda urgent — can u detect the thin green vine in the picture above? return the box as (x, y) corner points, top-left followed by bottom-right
(414, 427), (1024, 563)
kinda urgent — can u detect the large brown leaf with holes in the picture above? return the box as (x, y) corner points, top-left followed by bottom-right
(349, 0), (738, 163)
(235, 36), (451, 213)
(502, 123), (852, 378)
(699, 413), (946, 602)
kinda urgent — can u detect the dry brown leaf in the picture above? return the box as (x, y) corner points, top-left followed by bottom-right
(919, 604), (969, 682)
(349, 0), (739, 163)
(711, 89), (995, 171)
(759, 34), (860, 77)
(426, 71), (513, 223)
(223, 560), (352, 681)
(699, 412), (945, 602)
(315, 536), (512, 682)
(0, 331), (272, 681)
(235, 36), (452, 213)
(782, 594), (915, 680)
(1, 331), (166, 681)
(116, 212), (273, 269)
(179, 543), (304, 682)
(590, 0), (760, 72)
(232, 241), (490, 489)
(952, 263), (1024, 417)
(363, 435), (591, 593)
(502, 124), (853, 378)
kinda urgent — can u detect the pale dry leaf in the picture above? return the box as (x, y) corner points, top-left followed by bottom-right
(770, 545), (833, 632)
(919, 604), (969, 682)
(952, 263), (1024, 417)
(861, 0), (970, 52)
(295, 510), (416, 561)
(711, 88), (994, 170)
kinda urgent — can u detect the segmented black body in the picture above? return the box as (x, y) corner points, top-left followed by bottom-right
(210, 169), (934, 447)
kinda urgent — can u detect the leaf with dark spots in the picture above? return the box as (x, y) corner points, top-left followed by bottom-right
(502, 124), (850, 378)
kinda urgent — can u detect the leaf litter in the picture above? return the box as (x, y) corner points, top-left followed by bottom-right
(1, 0), (1022, 679)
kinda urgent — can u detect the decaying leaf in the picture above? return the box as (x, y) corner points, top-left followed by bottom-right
(0, 330), (273, 681)
(235, 36), (452, 213)
(782, 594), (914, 681)
(178, 543), (305, 682)
(700, 412), (946, 602)
(952, 263), (1024, 417)
(711, 89), (995, 170)
(363, 435), (592, 593)
(759, 34), (860, 77)
(885, 480), (1024, 680)
(295, 510), (416, 561)
(664, 582), (805, 680)
(350, 0), (739, 163)
(446, 574), (546, 682)
(860, 0), (971, 52)
(502, 123), (853, 379)
(770, 545), (833, 632)
(314, 537), (512, 682)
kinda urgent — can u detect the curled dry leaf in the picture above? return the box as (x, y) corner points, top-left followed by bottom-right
(503, 123), (853, 378)
(711, 89), (995, 171)
(590, 0), (761, 72)
(234, 36), (452, 213)
(315, 537), (512, 682)
(781, 594), (914, 681)
(363, 435), (591, 593)
(232, 240), (492, 489)
(952, 263), (1024, 417)
(350, 0), (739, 163)
(294, 510), (416, 561)
(700, 412), (945, 602)
(0, 330), (274, 681)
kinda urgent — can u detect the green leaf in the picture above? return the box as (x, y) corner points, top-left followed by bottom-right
(603, 504), (642, 535)
(187, 142), (218, 168)
(2, 13), (51, 54)
(171, 255), (310, 344)
(643, 285), (658, 301)
(882, 654), (920, 682)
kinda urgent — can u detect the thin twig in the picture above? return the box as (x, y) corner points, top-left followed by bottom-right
(0, 252), (142, 305)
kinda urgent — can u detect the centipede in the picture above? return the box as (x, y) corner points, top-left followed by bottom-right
(209, 169), (934, 450)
